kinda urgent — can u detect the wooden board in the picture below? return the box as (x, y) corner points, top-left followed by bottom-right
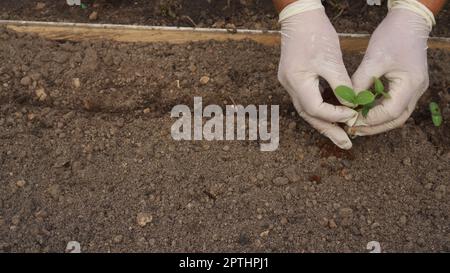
(2, 20), (450, 52)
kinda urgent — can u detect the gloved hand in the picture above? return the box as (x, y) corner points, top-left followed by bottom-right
(277, 0), (358, 150)
(350, 0), (435, 136)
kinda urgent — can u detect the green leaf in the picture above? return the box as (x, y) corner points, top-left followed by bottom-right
(373, 77), (391, 99)
(361, 106), (370, 117)
(361, 102), (375, 117)
(373, 77), (384, 94)
(432, 115), (443, 127)
(335, 85), (356, 104)
(430, 102), (442, 127)
(429, 102), (441, 115)
(354, 90), (375, 106)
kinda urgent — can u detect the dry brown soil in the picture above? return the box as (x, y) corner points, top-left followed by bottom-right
(0, 26), (449, 252)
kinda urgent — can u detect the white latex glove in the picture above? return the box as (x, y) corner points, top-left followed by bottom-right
(278, 0), (358, 150)
(350, 0), (434, 136)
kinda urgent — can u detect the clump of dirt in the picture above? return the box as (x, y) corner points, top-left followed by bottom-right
(0, 27), (449, 252)
(0, 0), (449, 37)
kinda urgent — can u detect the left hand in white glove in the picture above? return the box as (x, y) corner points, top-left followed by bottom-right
(349, 0), (435, 136)
(277, 0), (358, 150)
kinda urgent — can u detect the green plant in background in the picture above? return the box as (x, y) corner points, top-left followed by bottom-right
(66, 0), (87, 8)
(335, 77), (390, 117)
(429, 102), (442, 127)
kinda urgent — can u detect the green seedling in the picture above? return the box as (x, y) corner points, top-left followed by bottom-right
(429, 102), (442, 127)
(335, 77), (390, 117)
(373, 77), (390, 99)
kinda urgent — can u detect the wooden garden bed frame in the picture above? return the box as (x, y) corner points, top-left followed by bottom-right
(1, 20), (450, 52)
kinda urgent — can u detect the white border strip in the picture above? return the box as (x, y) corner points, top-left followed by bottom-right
(0, 20), (449, 42)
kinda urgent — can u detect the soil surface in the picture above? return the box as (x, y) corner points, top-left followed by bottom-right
(0, 27), (449, 253)
(0, 0), (449, 37)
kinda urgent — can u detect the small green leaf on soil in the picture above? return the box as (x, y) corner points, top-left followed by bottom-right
(432, 115), (443, 127)
(429, 102), (443, 127)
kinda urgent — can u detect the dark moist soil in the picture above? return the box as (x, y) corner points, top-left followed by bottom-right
(1, 0), (449, 37)
(0, 27), (449, 253)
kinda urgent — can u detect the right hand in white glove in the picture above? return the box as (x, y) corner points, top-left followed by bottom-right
(277, 0), (358, 150)
(350, 0), (434, 136)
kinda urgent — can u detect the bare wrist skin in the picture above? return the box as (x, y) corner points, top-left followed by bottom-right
(272, 0), (298, 13)
(419, 0), (447, 15)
